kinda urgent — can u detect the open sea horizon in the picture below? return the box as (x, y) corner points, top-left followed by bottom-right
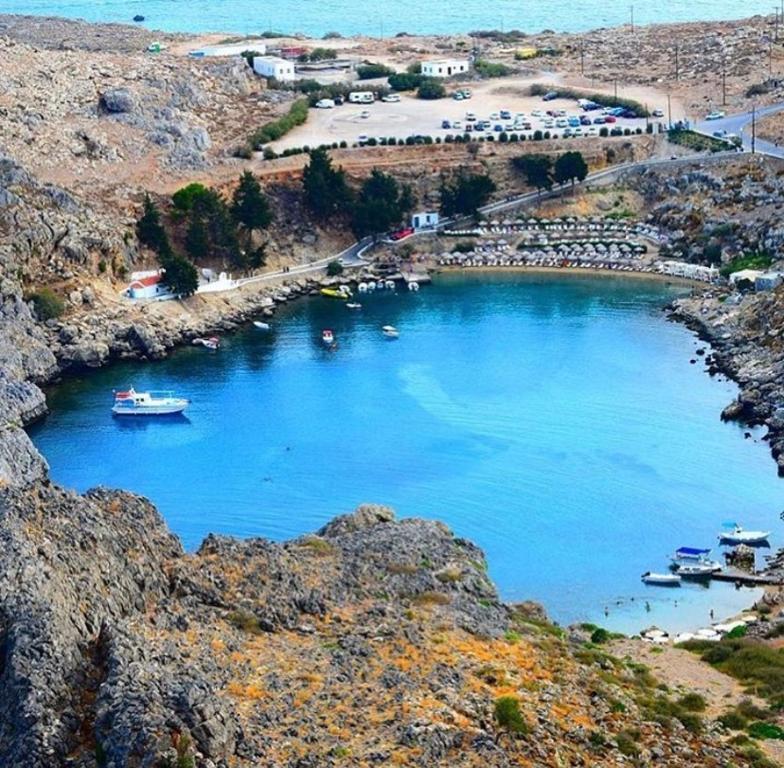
(2, 0), (777, 37)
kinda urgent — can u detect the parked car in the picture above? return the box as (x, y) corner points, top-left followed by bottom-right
(706, 110), (726, 120)
(580, 115), (592, 126)
(465, 123), (474, 132)
(604, 115), (617, 123)
(315, 98), (335, 109)
(494, 123), (503, 132)
(652, 108), (664, 117)
(357, 134), (369, 144)
(360, 110), (370, 119)
(543, 91), (558, 101)
(500, 109), (512, 119)
(453, 92), (465, 100)
(389, 227), (414, 241)
(441, 119), (451, 129)
(563, 128), (573, 137)
(505, 122), (515, 131)
(573, 127), (584, 136)
(568, 116), (580, 127)
(621, 109), (637, 119)
(531, 109), (543, 117)
(452, 120), (462, 130)
(555, 118), (568, 128)
(587, 127), (598, 135)
(381, 93), (401, 103)
(465, 112), (477, 121)
(593, 116), (606, 124)
(489, 112), (500, 120)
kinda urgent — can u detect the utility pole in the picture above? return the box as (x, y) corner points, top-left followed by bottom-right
(722, 58), (727, 105)
(614, 79), (618, 99)
(667, 92), (672, 129)
(580, 39), (585, 76)
(752, 104), (757, 154)
(630, 5), (635, 33)
(775, 8), (780, 42)
(674, 42), (680, 81)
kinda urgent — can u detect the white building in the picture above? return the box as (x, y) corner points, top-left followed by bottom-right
(189, 41), (267, 58)
(253, 56), (296, 81)
(421, 58), (470, 78)
(729, 269), (764, 286)
(412, 211), (440, 230)
(127, 274), (166, 300)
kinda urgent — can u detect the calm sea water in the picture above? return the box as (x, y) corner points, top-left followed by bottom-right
(4, 0), (776, 37)
(28, 273), (783, 634)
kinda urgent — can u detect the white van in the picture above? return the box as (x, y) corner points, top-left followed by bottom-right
(315, 98), (335, 109)
(349, 91), (374, 104)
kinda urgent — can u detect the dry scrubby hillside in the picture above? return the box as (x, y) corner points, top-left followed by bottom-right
(0, 497), (765, 767)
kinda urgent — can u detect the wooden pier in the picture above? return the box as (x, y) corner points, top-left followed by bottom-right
(710, 568), (782, 587)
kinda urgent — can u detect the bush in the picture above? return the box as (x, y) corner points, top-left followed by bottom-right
(474, 59), (513, 78)
(494, 696), (531, 736)
(748, 721), (784, 740)
(417, 79), (446, 99)
(615, 731), (639, 757)
(720, 252), (774, 278)
(528, 83), (650, 117)
(326, 260), (344, 276)
(249, 99), (309, 148)
(719, 711), (748, 730)
(28, 288), (65, 320)
(388, 72), (424, 91)
(677, 693), (707, 712)
(357, 63), (394, 79)
(590, 628), (610, 644)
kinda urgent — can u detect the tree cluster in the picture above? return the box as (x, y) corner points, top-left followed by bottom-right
(136, 172), (273, 296)
(302, 149), (413, 239)
(512, 150), (588, 194)
(439, 172), (496, 218)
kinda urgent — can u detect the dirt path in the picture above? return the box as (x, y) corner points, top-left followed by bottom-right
(611, 639), (784, 765)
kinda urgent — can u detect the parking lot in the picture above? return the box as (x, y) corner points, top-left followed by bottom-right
(269, 76), (681, 151)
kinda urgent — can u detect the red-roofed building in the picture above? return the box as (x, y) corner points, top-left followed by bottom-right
(128, 273), (165, 299)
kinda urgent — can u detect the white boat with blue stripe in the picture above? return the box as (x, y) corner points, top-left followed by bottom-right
(112, 388), (189, 416)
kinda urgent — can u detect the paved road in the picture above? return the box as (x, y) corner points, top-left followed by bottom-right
(694, 103), (784, 158)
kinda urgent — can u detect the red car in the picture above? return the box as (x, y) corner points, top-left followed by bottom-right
(390, 227), (414, 241)
(604, 115), (617, 123)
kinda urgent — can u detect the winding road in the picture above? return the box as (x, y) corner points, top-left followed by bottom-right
(694, 102), (784, 158)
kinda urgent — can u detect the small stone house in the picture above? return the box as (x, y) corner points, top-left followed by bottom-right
(421, 59), (470, 78)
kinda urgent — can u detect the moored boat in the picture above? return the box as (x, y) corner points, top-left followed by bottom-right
(673, 562), (719, 578)
(253, 320), (270, 331)
(346, 302), (362, 309)
(382, 325), (399, 339)
(112, 388), (189, 416)
(669, 546), (722, 573)
(322, 329), (335, 346)
(641, 571), (681, 586)
(193, 336), (220, 350)
(718, 526), (771, 545)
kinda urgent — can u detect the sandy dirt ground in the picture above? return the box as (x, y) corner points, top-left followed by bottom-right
(270, 74), (683, 151)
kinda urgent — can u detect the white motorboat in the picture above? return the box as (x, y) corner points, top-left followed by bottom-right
(673, 562), (719, 578)
(718, 526), (771, 545)
(253, 321), (270, 331)
(408, 281), (420, 291)
(382, 325), (399, 339)
(641, 571), (681, 586)
(357, 282), (369, 293)
(322, 329), (335, 346)
(384, 279), (395, 290)
(346, 302), (362, 310)
(112, 388), (189, 416)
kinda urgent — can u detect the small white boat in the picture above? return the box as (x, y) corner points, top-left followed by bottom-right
(193, 336), (220, 350)
(357, 282), (369, 293)
(382, 325), (399, 339)
(384, 279), (395, 290)
(367, 281), (377, 291)
(718, 526), (771, 545)
(346, 302), (362, 309)
(253, 321), (270, 331)
(322, 329), (335, 346)
(408, 281), (420, 292)
(112, 388), (188, 416)
(641, 571), (681, 586)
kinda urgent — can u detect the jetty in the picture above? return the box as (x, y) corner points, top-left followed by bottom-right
(710, 567), (781, 587)
(400, 270), (432, 286)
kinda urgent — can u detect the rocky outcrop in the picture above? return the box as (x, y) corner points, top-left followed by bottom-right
(0, 491), (759, 767)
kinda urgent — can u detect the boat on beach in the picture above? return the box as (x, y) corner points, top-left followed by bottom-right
(112, 388), (189, 416)
(718, 525), (771, 545)
(641, 571), (681, 586)
(382, 325), (399, 339)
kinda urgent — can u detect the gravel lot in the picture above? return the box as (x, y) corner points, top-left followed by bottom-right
(271, 75), (683, 151)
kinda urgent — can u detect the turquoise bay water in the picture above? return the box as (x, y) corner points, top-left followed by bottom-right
(28, 274), (782, 634)
(4, 0), (776, 37)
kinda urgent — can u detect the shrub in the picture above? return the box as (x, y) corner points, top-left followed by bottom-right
(719, 710), (748, 730)
(528, 83), (650, 116)
(591, 628), (610, 644)
(388, 72), (424, 91)
(615, 731), (639, 757)
(326, 260), (344, 276)
(357, 63), (394, 79)
(474, 59), (513, 78)
(748, 721), (784, 740)
(494, 696), (531, 736)
(28, 288), (65, 320)
(677, 693), (707, 712)
(249, 98), (309, 148)
(417, 79), (446, 99)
